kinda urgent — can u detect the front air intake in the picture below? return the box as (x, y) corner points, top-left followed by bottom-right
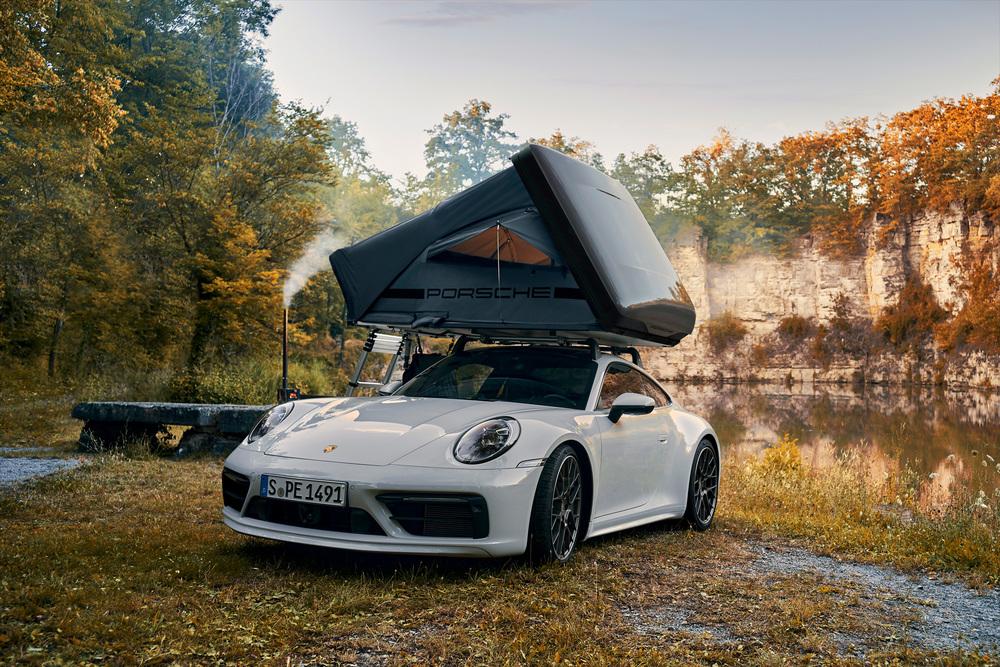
(243, 497), (385, 536)
(222, 468), (251, 511)
(377, 493), (489, 539)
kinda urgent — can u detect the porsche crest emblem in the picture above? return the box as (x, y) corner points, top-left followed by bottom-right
(323, 445), (337, 453)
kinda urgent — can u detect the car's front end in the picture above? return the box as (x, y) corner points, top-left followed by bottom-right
(220, 390), (578, 557)
(222, 444), (542, 557)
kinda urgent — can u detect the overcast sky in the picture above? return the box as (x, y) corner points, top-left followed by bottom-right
(265, 0), (1000, 182)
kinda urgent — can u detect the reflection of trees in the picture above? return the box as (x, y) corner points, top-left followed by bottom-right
(673, 382), (1000, 498)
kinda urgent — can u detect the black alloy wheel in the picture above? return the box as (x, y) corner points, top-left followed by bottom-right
(684, 439), (719, 530)
(529, 444), (584, 563)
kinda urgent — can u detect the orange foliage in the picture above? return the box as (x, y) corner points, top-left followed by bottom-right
(936, 243), (1000, 353)
(777, 314), (814, 340)
(705, 311), (748, 352)
(876, 278), (947, 348)
(874, 81), (1000, 221)
(776, 118), (876, 256)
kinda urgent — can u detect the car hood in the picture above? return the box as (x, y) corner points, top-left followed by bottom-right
(263, 395), (544, 465)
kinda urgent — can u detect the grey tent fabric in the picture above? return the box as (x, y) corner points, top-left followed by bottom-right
(330, 167), (533, 321)
(330, 144), (695, 347)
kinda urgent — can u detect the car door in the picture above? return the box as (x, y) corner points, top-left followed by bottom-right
(593, 363), (669, 517)
(633, 372), (687, 511)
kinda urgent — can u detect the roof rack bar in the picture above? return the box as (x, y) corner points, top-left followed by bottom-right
(615, 346), (642, 367)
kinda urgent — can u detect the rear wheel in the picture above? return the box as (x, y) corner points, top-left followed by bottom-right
(528, 445), (583, 563)
(684, 439), (719, 531)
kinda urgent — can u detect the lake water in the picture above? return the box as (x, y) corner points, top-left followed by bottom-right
(666, 381), (1000, 505)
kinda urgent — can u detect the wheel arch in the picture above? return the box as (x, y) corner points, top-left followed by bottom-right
(557, 439), (595, 541)
(700, 431), (720, 455)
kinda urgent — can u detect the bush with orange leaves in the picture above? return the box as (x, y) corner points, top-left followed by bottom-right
(875, 278), (947, 349)
(937, 242), (1000, 354)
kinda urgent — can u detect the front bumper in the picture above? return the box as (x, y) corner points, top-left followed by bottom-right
(222, 447), (542, 558)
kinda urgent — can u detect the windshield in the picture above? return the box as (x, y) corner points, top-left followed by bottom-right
(397, 347), (597, 410)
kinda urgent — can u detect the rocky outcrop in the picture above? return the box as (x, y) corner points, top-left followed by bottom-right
(646, 208), (999, 389)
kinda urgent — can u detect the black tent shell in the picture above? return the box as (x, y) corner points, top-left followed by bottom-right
(329, 144), (695, 347)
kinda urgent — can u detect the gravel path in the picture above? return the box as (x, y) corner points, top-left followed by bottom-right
(0, 457), (80, 486)
(0, 446), (60, 454)
(624, 539), (999, 658)
(749, 543), (1000, 654)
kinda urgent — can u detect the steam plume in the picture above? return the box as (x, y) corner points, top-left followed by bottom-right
(283, 226), (344, 307)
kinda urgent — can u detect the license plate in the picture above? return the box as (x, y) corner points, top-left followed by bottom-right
(260, 475), (347, 507)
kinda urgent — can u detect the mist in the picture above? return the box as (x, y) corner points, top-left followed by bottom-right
(283, 226), (345, 307)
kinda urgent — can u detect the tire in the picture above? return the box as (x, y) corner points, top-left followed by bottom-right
(528, 444), (584, 563)
(684, 439), (719, 531)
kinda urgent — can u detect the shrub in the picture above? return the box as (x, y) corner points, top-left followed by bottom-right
(825, 292), (880, 357)
(777, 314), (814, 340)
(876, 278), (947, 348)
(705, 311), (748, 352)
(750, 343), (769, 366)
(829, 292), (854, 332)
(289, 357), (350, 397)
(936, 243), (1000, 353)
(169, 359), (277, 404)
(810, 324), (830, 364)
(754, 433), (803, 478)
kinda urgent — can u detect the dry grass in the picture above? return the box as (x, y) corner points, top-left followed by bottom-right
(721, 434), (1000, 587)
(0, 371), (78, 451)
(0, 449), (994, 664)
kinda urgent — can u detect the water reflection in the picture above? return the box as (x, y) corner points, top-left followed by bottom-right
(667, 382), (1000, 505)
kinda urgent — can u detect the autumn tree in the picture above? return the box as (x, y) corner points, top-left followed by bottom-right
(774, 118), (878, 255)
(874, 82), (1000, 221)
(0, 0), (127, 373)
(530, 130), (605, 170)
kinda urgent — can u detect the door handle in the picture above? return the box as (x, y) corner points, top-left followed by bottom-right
(657, 435), (671, 444)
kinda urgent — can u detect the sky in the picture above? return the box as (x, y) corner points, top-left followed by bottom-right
(265, 0), (1000, 183)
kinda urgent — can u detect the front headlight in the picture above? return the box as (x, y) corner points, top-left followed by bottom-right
(454, 417), (521, 464)
(247, 403), (293, 443)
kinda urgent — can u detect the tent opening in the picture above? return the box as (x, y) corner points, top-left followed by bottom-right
(438, 225), (553, 267)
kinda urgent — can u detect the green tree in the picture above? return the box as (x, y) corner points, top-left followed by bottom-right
(670, 130), (786, 259)
(421, 99), (520, 197)
(609, 146), (684, 241)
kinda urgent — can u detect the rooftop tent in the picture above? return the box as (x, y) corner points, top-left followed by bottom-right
(329, 144), (695, 347)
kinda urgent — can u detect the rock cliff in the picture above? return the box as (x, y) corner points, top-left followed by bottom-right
(646, 208), (1000, 389)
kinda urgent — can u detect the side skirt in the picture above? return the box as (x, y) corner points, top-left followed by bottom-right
(584, 504), (684, 540)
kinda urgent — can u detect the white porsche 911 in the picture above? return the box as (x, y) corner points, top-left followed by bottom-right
(222, 344), (720, 562)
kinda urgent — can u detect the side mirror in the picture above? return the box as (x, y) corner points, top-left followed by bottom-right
(378, 380), (402, 396)
(608, 392), (655, 423)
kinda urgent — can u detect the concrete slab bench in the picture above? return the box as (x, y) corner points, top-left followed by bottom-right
(71, 402), (271, 456)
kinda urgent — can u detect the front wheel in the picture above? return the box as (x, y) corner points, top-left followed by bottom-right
(684, 439), (719, 531)
(528, 445), (584, 563)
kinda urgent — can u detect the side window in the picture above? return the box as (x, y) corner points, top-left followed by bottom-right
(597, 364), (646, 409)
(638, 374), (671, 408)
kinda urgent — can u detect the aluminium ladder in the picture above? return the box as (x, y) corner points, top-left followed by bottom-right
(346, 330), (408, 396)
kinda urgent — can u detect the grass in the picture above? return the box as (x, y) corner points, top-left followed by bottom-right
(723, 434), (1000, 587)
(0, 444), (996, 664)
(1, 369), (997, 663)
(0, 370), (78, 452)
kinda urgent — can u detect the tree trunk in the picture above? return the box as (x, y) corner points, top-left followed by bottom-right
(47, 316), (64, 377)
(187, 278), (213, 369)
